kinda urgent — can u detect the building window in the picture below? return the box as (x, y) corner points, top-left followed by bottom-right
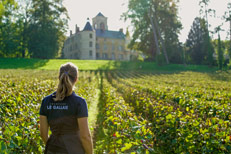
(118, 45), (123, 51)
(89, 41), (93, 47)
(96, 43), (99, 49)
(89, 50), (92, 56)
(111, 53), (115, 60)
(89, 33), (93, 38)
(74, 53), (79, 59)
(103, 53), (108, 59)
(104, 44), (107, 51)
(96, 53), (100, 58)
(112, 44), (115, 51)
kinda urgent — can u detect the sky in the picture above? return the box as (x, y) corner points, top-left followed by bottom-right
(63, 0), (229, 43)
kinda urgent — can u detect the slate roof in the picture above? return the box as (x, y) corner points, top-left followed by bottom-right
(96, 12), (105, 17)
(96, 29), (125, 39)
(83, 22), (93, 31)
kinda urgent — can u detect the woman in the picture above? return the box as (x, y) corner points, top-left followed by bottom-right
(39, 62), (93, 154)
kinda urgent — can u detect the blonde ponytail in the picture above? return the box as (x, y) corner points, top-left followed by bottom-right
(54, 63), (78, 101)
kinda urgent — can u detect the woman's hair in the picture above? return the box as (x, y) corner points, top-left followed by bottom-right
(53, 62), (78, 101)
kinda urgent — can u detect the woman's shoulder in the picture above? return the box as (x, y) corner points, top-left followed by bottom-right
(71, 92), (86, 104)
(42, 92), (56, 102)
(71, 92), (86, 105)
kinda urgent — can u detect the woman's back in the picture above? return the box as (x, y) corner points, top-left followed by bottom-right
(39, 62), (93, 154)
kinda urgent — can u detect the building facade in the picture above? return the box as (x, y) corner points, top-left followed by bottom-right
(63, 12), (137, 61)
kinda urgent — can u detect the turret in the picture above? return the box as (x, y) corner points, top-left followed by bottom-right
(92, 12), (108, 31)
(80, 19), (96, 60)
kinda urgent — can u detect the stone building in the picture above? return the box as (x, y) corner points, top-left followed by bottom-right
(62, 12), (137, 60)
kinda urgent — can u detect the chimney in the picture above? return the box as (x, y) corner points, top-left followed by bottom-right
(119, 28), (123, 33)
(75, 24), (79, 33)
(70, 30), (72, 36)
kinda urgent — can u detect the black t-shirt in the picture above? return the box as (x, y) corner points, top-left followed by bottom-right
(39, 91), (88, 123)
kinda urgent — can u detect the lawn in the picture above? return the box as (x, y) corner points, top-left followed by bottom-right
(0, 58), (218, 72)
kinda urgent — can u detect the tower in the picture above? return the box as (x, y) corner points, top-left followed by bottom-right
(92, 12), (108, 31)
(80, 18), (96, 60)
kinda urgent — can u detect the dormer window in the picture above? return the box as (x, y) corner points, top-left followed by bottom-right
(100, 22), (105, 31)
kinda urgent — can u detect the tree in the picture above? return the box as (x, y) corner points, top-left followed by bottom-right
(123, 0), (158, 60)
(199, 0), (215, 65)
(186, 17), (208, 64)
(202, 29), (214, 65)
(0, 0), (19, 57)
(16, 0), (33, 58)
(224, 2), (231, 62)
(212, 39), (229, 67)
(0, 0), (68, 58)
(27, 0), (68, 59)
(123, 0), (182, 64)
(148, 3), (169, 64)
(217, 32), (223, 70)
(199, 0), (209, 29)
(215, 26), (224, 70)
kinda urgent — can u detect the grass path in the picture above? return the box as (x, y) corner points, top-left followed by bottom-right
(88, 88), (100, 142)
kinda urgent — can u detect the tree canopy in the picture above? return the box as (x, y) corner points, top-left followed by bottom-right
(123, 0), (182, 64)
(186, 18), (209, 64)
(0, 0), (68, 59)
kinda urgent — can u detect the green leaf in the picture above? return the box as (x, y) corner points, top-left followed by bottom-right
(116, 139), (122, 144)
(121, 143), (133, 152)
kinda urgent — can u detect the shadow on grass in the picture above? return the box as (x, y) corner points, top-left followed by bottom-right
(0, 58), (49, 69)
(97, 60), (152, 71)
(206, 70), (231, 82)
(97, 60), (116, 70)
(98, 60), (218, 73)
